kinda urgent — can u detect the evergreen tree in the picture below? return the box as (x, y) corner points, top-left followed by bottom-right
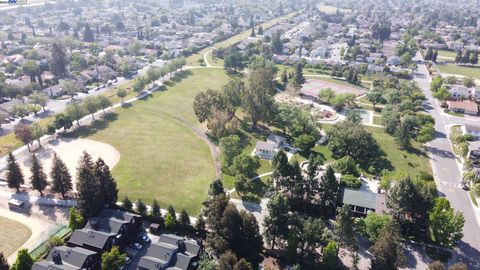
(238, 211), (263, 266)
(250, 27), (255, 37)
(471, 50), (479, 65)
(455, 50), (463, 64)
(94, 158), (118, 207)
(322, 241), (339, 269)
(334, 205), (356, 250)
(370, 227), (404, 270)
(425, 47), (433, 61)
(10, 249), (33, 270)
(6, 153), (24, 192)
(271, 32), (283, 54)
(122, 196), (132, 211)
(30, 154), (48, 196)
(318, 166), (339, 217)
(168, 205), (176, 218)
(178, 209), (191, 227)
(263, 193), (290, 249)
(50, 153), (73, 199)
(432, 50), (438, 63)
(272, 151), (291, 180)
(76, 151), (102, 219)
(83, 24), (95, 42)
(150, 199), (161, 219)
(51, 43), (67, 78)
(292, 63), (305, 89)
(136, 199), (147, 216)
(195, 215), (206, 237)
(0, 253), (8, 270)
(257, 25), (263, 35)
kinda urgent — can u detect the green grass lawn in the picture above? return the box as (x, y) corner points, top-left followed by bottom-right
(367, 127), (432, 180)
(437, 63), (480, 79)
(205, 50), (224, 67)
(77, 69), (230, 215)
(0, 216), (31, 257)
(437, 49), (456, 59)
(373, 115), (383, 126)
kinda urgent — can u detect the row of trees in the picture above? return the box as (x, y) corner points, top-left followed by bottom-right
(424, 47), (439, 62)
(121, 197), (194, 232)
(6, 152), (73, 198)
(132, 57), (187, 94)
(454, 49), (479, 65)
(318, 87), (356, 110)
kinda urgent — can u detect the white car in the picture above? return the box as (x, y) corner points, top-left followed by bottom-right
(130, 243), (143, 250)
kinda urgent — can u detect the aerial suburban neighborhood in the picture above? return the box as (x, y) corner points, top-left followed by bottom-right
(0, 0), (479, 270)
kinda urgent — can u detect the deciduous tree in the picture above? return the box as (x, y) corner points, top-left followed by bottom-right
(101, 246), (125, 270)
(429, 198), (465, 248)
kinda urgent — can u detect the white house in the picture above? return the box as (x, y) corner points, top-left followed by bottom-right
(255, 141), (276, 160)
(461, 124), (480, 139)
(448, 85), (470, 99)
(267, 134), (287, 148)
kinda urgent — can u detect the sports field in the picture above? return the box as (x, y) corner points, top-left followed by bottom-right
(80, 68), (229, 215)
(0, 216), (31, 257)
(438, 63), (480, 79)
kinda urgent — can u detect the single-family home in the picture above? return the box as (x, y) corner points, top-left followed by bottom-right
(32, 246), (100, 270)
(461, 124), (480, 139)
(386, 55), (400, 66)
(137, 234), (201, 270)
(447, 100), (479, 115)
(448, 85), (470, 99)
(471, 87), (480, 101)
(255, 141), (276, 160)
(267, 134), (287, 148)
(338, 187), (379, 217)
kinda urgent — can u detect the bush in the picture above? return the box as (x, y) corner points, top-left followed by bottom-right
(340, 174), (362, 189)
(463, 134), (476, 141)
(418, 170), (434, 181)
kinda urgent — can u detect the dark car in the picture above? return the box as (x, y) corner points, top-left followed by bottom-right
(461, 181), (470, 190)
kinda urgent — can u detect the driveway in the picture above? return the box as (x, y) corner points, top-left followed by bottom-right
(414, 56), (480, 268)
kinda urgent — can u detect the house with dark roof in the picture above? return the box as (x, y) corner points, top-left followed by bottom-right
(32, 246), (99, 270)
(67, 229), (117, 253)
(84, 216), (130, 245)
(97, 208), (143, 235)
(138, 234), (202, 270)
(338, 187), (388, 217)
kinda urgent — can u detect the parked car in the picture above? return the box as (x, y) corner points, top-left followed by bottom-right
(139, 234), (151, 244)
(125, 256), (132, 265)
(130, 243), (143, 250)
(461, 181), (470, 190)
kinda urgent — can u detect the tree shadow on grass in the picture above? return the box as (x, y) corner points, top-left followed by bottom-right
(64, 112), (119, 139)
(366, 148), (394, 173)
(163, 70), (193, 87)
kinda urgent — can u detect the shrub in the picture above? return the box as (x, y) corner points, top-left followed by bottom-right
(418, 170), (434, 181)
(463, 134), (476, 141)
(340, 174), (362, 189)
(333, 156), (359, 176)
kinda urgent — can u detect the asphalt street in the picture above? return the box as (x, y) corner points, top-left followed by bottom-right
(414, 62), (480, 268)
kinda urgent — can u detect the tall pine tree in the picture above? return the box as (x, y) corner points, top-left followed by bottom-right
(318, 166), (338, 217)
(83, 24), (95, 42)
(0, 252), (8, 270)
(76, 151), (101, 219)
(30, 154), (48, 196)
(94, 158), (118, 207)
(6, 153), (24, 192)
(50, 153), (73, 199)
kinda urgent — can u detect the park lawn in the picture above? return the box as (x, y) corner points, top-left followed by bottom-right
(186, 11), (298, 66)
(305, 75), (371, 90)
(366, 127), (432, 180)
(437, 49), (456, 59)
(0, 216), (31, 257)
(83, 68), (230, 215)
(205, 51), (224, 67)
(437, 63), (480, 79)
(373, 115), (383, 126)
(316, 4), (351, 14)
